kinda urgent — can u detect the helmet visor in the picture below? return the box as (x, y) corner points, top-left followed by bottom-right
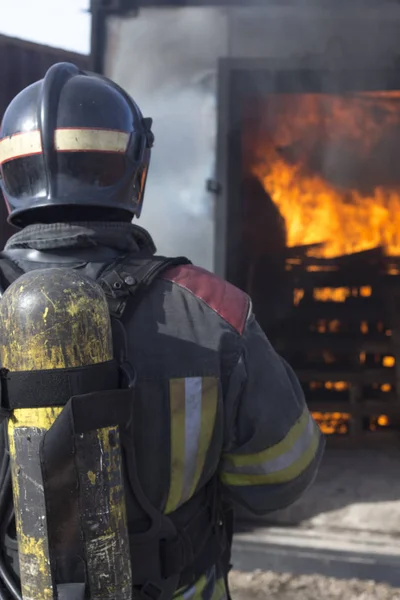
(2, 155), (46, 198)
(2, 152), (128, 199)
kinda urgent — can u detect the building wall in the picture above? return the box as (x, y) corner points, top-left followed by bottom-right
(0, 35), (90, 247)
(104, 4), (400, 271)
(229, 5), (400, 66)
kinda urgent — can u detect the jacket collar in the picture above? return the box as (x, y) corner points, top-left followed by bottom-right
(5, 222), (157, 255)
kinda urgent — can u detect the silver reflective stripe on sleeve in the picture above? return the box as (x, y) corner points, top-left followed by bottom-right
(220, 407), (321, 486)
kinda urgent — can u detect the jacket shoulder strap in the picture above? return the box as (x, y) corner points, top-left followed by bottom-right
(0, 254), (24, 296)
(97, 254), (192, 319)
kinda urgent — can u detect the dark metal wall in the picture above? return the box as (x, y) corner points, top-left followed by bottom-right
(0, 34), (90, 247)
(91, 0), (399, 11)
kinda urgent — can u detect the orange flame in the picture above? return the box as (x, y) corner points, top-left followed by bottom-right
(249, 92), (400, 258)
(312, 411), (391, 434)
(312, 411), (350, 435)
(377, 415), (390, 427)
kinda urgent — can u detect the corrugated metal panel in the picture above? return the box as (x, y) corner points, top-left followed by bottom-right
(0, 34), (90, 247)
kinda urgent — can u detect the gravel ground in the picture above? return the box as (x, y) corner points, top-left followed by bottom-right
(229, 571), (400, 599)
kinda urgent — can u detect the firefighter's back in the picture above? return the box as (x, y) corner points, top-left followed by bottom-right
(124, 262), (250, 599)
(123, 260), (324, 599)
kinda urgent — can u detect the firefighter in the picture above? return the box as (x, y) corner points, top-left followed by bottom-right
(0, 62), (325, 600)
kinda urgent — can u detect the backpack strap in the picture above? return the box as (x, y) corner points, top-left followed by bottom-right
(98, 255), (236, 598)
(220, 502), (234, 600)
(97, 254), (192, 319)
(171, 478), (234, 594)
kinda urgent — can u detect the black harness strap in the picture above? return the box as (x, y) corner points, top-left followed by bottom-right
(97, 255), (234, 598)
(98, 254), (191, 319)
(221, 504), (234, 600)
(1, 361), (119, 410)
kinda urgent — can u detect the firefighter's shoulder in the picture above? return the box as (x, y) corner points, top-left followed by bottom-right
(161, 263), (250, 335)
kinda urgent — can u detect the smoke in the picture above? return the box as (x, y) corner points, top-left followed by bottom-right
(106, 8), (227, 270)
(138, 78), (216, 269)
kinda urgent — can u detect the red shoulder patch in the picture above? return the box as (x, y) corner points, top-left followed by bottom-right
(162, 264), (249, 335)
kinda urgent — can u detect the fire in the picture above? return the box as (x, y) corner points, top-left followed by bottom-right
(378, 415), (390, 427)
(245, 94), (400, 438)
(293, 288), (304, 305)
(312, 412), (350, 435)
(383, 356), (395, 367)
(360, 287), (372, 297)
(312, 411), (391, 434)
(313, 287), (349, 302)
(370, 415), (391, 431)
(325, 381), (348, 391)
(249, 92), (400, 258)
(381, 384), (392, 392)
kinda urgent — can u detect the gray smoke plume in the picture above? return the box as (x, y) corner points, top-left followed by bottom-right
(139, 79), (216, 270)
(105, 8), (227, 271)
(105, 2), (400, 270)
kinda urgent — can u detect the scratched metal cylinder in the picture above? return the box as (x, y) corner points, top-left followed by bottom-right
(0, 268), (132, 600)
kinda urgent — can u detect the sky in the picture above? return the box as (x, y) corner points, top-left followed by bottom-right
(0, 0), (91, 55)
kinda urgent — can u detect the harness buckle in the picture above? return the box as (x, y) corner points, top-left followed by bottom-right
(99, 269), (127, 298)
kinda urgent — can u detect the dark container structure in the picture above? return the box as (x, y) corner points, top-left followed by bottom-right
(217, 60), (400, 446)
(89, 0), (400, 445)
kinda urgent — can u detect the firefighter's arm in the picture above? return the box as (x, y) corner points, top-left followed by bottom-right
(219, 314), (325, 515)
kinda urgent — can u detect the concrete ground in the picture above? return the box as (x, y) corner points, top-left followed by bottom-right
(231, 447), (400, 597)
(237, 447), (400, 534)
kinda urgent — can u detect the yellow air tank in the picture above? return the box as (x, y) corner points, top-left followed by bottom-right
(0, 268), (132, 600)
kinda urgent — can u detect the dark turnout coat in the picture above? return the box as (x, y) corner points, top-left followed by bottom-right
(1, 221), (325, 600)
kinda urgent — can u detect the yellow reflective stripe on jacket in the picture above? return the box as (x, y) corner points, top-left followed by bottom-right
(211, 577), (227, 600)
(165, 377), (218, 514)
(174, 575), (227, 600)
(174, 574), (208, 599)
(220, 408), (321, 486)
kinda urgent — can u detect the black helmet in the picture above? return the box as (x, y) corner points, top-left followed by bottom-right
(0, 62), (154, 227)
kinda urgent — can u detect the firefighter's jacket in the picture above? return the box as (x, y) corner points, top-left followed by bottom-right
(2, 221), (325, 600)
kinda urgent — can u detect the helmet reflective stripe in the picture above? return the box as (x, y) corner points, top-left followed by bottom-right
(0, 128), (130, 164)
(0, 131), (42, 164)
(55, 129), (130, 154)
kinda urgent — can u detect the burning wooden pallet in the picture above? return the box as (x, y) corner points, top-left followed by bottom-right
(270, 245), (400, 445)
